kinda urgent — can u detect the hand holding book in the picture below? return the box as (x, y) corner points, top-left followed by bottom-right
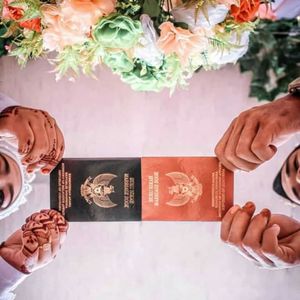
(221, 202), (300, 269)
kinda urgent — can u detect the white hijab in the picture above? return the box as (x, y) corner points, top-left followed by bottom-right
(0, 140), (35, 220)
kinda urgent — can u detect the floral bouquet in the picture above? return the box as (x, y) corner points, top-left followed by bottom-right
(0, 0), (269, 92)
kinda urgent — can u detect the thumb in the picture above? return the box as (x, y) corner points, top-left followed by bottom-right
(261, 224), (281, 259)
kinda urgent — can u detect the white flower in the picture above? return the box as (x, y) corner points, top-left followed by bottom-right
(171, 3), (229, 31)
(208, 31), (250, 65)
(133, 14), (164, 67)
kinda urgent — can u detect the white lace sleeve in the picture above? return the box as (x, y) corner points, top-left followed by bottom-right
(0, 257), (29, 300)
(0, 93), (17, 113)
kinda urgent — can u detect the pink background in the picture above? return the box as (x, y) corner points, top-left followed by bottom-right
(0, 56), (300, 300)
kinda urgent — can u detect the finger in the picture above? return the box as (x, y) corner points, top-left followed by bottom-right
(220, 205), (241, 242)
(236, 122), (263, 164)
(0, 121), (35, 155)
(269, 214), (300, 238)
(242, 209), (275, 267)
(251, 126), (277, 162)
(227, 202), (256, 246)
(243, 209), (271, 248)
(224, 120), (259, 171)
(42, 111), (57, 157)
(22, 120), (49, 164)
(261, 224), (281, 258)
(50, 228), (61, 257)
(21, 230), (39, 259)
(38, 242), (53, 266)
(26, 162), (46, 174)
(41, 124), (65, 174)
(15, 123), (35, 155)
(23, 220), (50, 246)
(41, 209), (69, 245)
(215, 120), (238, 171)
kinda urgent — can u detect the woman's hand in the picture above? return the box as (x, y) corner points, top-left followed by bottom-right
(0, 209), (69, 273)
(221, 202), (300, 269)
(0, 106), (65, 174)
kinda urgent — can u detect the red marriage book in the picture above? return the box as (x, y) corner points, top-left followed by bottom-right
(142, 157), (234, 221)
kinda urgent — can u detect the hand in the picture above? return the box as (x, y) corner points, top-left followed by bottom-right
(215, 94), (300, 171)
(221, 202), (300, 269)
(0, 106), (65, 174)
(0, 209), (68, 273)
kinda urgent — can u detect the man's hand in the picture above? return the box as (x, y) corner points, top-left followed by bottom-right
(0, 106), (65, 174)
(0, 209), (68, 273)
(215, 94), (300, 171)
(221, 202), (300, 269)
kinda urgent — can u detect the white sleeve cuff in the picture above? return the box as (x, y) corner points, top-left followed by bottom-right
(0, 257), (29, 298)
(0, 93), (17, 113)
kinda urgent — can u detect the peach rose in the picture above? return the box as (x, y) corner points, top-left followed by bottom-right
(157, 22), (209, 65)
(231, 0), (260, 22)
(60, 0), (116, 28)
(41, 5), (89, 51)
(41, 0), (116, 51)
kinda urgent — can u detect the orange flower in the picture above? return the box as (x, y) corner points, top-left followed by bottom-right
(2, 0), (23, 20)
(230, 0), (260, 22)
(2, 0), (41, 32)
(19, 19), (41, 32)
(157, 22), (208, 65)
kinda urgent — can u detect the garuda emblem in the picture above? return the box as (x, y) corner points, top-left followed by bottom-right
(80, 173), (118, 208)
(166, 172), (202, 207)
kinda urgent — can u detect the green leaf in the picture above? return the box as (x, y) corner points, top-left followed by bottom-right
(142, 0), (161, 17)
(238, 18), (300, 102)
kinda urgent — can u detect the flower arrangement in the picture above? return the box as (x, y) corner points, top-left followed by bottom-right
(0, 0), (269, 92)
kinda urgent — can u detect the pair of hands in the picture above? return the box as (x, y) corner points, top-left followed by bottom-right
(221, 202), (300, 269)
(0, 106), (65, 174)
(0, 209), (68, 274)
(216, 94), (300, 269)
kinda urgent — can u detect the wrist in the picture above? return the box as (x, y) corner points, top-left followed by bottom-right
(280, 94), (300, 132)
(0, 243), (30, 275)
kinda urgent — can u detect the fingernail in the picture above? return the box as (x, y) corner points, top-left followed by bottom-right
(242, 202), (255, 215)
(229, 205), (240, 215)
(260, 208), (271, 220)
(27, 169), (33, 174)
(42, 169), (50, 174)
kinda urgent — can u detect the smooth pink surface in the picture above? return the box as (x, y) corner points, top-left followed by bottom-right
(1, 57), (300, 300)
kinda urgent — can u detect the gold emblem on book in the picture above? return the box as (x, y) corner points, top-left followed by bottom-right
(166, 172), (202, 207)
(80, 174), (118, 208)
